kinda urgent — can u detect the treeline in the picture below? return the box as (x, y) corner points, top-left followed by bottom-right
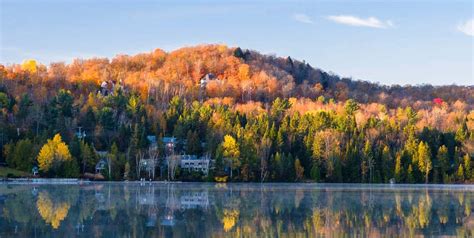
(0, 44), (472, 183)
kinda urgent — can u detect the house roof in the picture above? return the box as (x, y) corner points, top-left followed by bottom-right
(200, 73), (216, 81)
(95, 158), (108, 170)
(162, 137), (177, 143)
(147, 135), (157, 144)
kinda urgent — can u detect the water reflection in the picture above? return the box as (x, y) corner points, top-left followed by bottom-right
(0, 183), (473, 237)
(36, 191), (71, 229)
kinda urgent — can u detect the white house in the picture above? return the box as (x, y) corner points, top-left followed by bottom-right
(199, 73), (223, 88)
(179, 154), (211, 175)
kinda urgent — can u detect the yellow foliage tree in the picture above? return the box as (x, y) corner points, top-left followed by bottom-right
(37, 143), (54, 172)
(238, 64), (250, 82)
(21, 59), (37, 73)
(417, 141), (432, 183)
(217, 44), (228, 53)
(37, 134), (72, 172)
(222, 135), (240, 178)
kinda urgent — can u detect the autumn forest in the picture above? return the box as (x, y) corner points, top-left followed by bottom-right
(1, 44), (473, 183)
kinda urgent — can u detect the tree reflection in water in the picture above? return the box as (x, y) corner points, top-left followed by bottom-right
(36, 191), (71, 229)
(0, 183), (472, 237)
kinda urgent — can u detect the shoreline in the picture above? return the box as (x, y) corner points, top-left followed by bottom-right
(2, 178), (474, 190)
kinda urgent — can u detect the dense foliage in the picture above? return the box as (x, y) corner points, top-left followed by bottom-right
(1, 44), (473, 183)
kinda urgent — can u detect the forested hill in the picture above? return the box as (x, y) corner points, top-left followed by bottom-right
(1, 44), (472, 107)
(240, 47), (474, 107)
(0, 44), (473, 183)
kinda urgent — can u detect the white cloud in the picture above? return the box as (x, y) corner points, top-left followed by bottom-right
(293, 13), (314, 24)
(457, 19), (473, 36)
(327, 15), (394, 29)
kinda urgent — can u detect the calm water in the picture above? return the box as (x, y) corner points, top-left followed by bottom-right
(0, 183), (473, 237)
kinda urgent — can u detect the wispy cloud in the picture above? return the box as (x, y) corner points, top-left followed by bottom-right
(457, 19), (473, 36)
(326, 15), (394, 29)
(293, 13), (314, 24)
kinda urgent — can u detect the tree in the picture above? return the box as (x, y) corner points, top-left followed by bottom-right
(127, 94), (142, 123)
(47, 90), (74, 135)
(98, 107), (116, 131)
(147, 147), (159, 180)
(54, 90), (74, 118)
(417, 141), (432, 183)
(437, 145), (449, 182)
(312, 135), (323, 161)
(221, 135), (240, 179)
(233, 47), (245, 59)
(394, 153), (403, 182)
(310, 163), (321, 182)
(258, 136), (271, 182)
(381, 145), (392, 182)
(79, 141), (95, 173)
(363, 140), (374, 183)
(186, 130), (201, 155)
(294, 158), (304, 181)
(344, 99), (359, 116)
(37, 134), (75, 176)
(5, 139), (35, 172)
(127, 123), (143, 180)
(311, 135), (324, 181)
(109, 143), (119, 180)
(407, 164), (415, 183)
(16, 94), (32, 126)
(455, 119), (468, 142)
(167, 154), (179, 181)
(135, 150), (145, 179)
(21, 59), (37, 73)
(271, 98), (291, 121)
(456, 164), (464, 181)
(0, 92), (9, 111)
(463, 154), (471, 180)
(238, 64), (250, 82)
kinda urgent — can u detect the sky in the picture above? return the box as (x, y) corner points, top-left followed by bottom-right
(1, 0), (473, 86)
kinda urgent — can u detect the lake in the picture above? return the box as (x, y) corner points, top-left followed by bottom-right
(0, 183), (473, 237)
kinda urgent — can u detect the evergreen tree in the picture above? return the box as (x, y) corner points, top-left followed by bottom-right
(381, 145), (392, 183)
(294, 158), (304, 181)
(463, 154), (471, 180)
(456, 164), (464, 182)
(79, 141), (96, 173)
(395, 153), (403, 182)
(437, 145), (449, 182)
(5, 139), (35, 172)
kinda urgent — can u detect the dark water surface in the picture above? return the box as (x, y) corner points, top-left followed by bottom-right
(0, 182), (473, 237)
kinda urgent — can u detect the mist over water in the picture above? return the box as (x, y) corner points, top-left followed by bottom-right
(0, 183), (473, 237)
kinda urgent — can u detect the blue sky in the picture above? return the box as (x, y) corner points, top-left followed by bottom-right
(1, 0), (472, 85)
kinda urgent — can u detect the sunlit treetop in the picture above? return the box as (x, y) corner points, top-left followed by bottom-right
(21, 59), (38, 73)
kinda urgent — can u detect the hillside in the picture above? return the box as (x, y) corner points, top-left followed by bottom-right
(0, 44), (473, 183)
(2, 44), (472, 108)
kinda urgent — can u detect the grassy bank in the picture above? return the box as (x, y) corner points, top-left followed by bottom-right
(0, 167), (31, 178)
